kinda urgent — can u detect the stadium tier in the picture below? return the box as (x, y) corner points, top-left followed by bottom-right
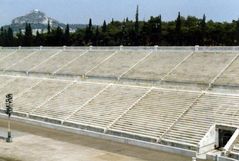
(55, 50), (114, 77)
(0, 48), (239, 90)
(121, 51), (191, 81)
(0, 47), (239, 160)
(29, 50), (86, 74)
(86, 50), (149, 79)
(214, 56), (239, 87)
(163, 52), (237, 85)
(32, 82), (107, 120)
(0, 75), (238, 153)
(108, 89), (200, 142)
(0, 49), (37, 71)
(163, 93), (239, 146)
(6, 49), (59, 73)
(65, 85), (148, 131)
(0, 49), (19, 61)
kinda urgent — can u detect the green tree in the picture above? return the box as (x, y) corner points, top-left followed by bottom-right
(102, 20), (107, 33)
(0, 27), (4, 46)
(7, 27), (14, 46)
(16, 29), (23, 46)
(148, 15), (162, 45)
(175, 12), (182, 45)
(235, 19), (239, 45)
(54, 26), (64, 46)
(85, 18), (93, 45)
(134, 5), (139, 45)
(24, 23), (33, 46)
(200, 14), (207, 45)
(47, 20), (51, 34)
(94, 26), (100, 46)
(64, 24), (70, 45)
(35, 30), (44, 46)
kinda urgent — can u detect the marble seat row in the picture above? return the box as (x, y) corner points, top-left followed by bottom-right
(2, 49), (239, 88)
(163, 93), (239, 146)
(0, 75), (238, 152)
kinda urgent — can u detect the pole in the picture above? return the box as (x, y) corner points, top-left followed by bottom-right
(6, 114), (12, 142)
(5, 93), (13, 143)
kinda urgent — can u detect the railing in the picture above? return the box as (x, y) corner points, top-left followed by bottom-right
(2, 45), (239, 52)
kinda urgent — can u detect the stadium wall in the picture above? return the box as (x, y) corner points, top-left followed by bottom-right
(0, 113), (196, 158)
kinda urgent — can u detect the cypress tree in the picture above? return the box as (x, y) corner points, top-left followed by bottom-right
(94, 26), (100, 46)
(200, 14), (206, 45)
(55, 26), (64, 46)
(2, 29), (7, 46)
(24, 23), (33, 46)
(236, 19), (239, 45)
(35, 30), (43, 46)
(153, 15), (162, 45)
(7, 27), (14, 46)
(88, 18), (92, 31)
(85, 18), (93, 45)
(175, 12), (182, 45)
(47, 20), (51, 34)
(158, 15), (162, 44)
(134, 5), (139, 45)
(64, 24), (70, 45)
(46, 20), (52, 45)
(17, 29), (23, 46)
(111, 18), (114, 24)
(102, 20), (107, 33)
(126, 17), (129, 22)
(135, 5), (139, 34)
(0, 27), (3, 46)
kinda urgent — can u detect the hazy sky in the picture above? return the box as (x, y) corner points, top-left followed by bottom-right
(0, 0), (239, 26)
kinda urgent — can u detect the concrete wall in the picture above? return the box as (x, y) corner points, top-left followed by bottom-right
(199, 125), (216, 155)
(0, 113), (196, 158)
(218, 156), (238, 161)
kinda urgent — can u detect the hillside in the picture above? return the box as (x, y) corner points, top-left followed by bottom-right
(2, 9), (87, 33)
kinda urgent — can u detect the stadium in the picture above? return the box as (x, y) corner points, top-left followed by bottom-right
(0, 46), (238, 161)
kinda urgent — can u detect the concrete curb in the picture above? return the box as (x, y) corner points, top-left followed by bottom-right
(0, 113), (196, 158)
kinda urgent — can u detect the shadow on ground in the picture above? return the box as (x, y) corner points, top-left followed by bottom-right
(0, 157), (21, 161)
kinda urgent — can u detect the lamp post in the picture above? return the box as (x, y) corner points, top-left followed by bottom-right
(5, 94), (13, 143)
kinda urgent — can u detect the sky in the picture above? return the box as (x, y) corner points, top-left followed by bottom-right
(0, 0), (239, 26)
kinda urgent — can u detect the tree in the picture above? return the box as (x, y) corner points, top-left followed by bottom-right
(35, 31), (43, 46)
(24, 23), (33, 46)
(0, 27), (4, 46)
(102, 20), (107, 33)
(235, 19), (239, 45)
(1, 11), (239, 47)
(85, 18), (93, 45)
(54, 26), (64, 46)
(94, 26), (100, 45)
(157, 15), (162, 45)
(47, 20), (51, 34)
(134, 5), (139, 45)
(175, 12), (182, 45)
(64, 24), (70, 45)
(88, 18), (92, 31)
(200, 14), (206, 45)
(147, 15), (162, 45)
(16, 29), (23, 46)
(7, 27), (14, 46)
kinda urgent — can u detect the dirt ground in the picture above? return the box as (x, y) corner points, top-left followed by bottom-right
(0, 118), (210, 161)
